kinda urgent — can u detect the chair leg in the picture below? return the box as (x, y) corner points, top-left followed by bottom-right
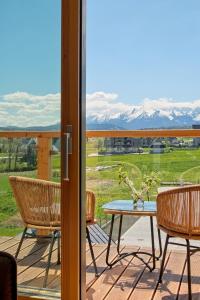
(86, 226), (98, 277)
(57, 232), (61, 265)
(43, 231), (57, 288)
(186, 239), (192, 300)
(158, 234), (169, 284)
(15, 227), (27, 259)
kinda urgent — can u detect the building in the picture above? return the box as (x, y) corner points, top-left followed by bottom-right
(149, 141), (166, 154)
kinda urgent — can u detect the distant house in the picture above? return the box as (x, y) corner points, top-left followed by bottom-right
(101, 137), (144, 154)
(168, 137), (180, 148)
(149, 141), (165, 154)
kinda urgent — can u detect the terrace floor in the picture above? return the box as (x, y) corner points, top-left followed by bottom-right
(1, 236), (200, 299)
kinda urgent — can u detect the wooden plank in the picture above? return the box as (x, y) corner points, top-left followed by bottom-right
(104, 247), (150, 300)
(93, 224), (112, 242)
(0, 237), (21, 251)
(17, 248), (60, 288)
(86, 245), (126, 291)
(153, 250), (186, 300)
(0, 128), (200, 139)
(0, 131), (60, 138)
(5, 238), (40, 257)
(86, 129), (200, 138)
(129, 251), (170, 300)
(88, 225), (110, 244)
(86, 246), (139, 299)
(17, 241), (56, 276)
(88, 227), (106, 244)
(178, 252), (200, 299)
(0, 236), (14, 245)
(37, 137), (52, 180)
(37, 137), (52, 235)
(86, 244), (107, 268)
(47, 275), (61, 290)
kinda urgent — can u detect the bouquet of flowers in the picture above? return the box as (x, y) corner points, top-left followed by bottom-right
(118, 167), (160, 205)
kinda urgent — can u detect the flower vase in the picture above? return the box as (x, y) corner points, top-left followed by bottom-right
(137, 198), (144, 209)
(132, 194), (144, 209)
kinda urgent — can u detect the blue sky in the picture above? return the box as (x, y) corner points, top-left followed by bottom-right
(87, 0), (200, 104)
(1, 0), (200, 126)
(0, 0), (61, 95)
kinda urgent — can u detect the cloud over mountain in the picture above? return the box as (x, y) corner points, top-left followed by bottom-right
(1, 90), (200, 129)
(86, 92), (200, 129)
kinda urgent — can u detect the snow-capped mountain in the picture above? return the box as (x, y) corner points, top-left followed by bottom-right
(86, 96), (200, 130)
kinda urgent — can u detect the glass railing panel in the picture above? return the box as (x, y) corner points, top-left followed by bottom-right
(0, 137), (37, 236)
(86, 136), (200, 233)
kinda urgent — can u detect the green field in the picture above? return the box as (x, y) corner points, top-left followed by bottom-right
(1, 145), (200, 236)
(86, 147), (200, 218)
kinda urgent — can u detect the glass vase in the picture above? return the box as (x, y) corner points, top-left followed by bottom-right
(132, 195), (144, 209)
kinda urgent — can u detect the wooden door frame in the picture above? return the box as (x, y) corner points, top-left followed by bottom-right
(61, 0), (86, 300)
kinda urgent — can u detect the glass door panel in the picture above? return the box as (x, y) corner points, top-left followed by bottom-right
(0, 1), (61, 298)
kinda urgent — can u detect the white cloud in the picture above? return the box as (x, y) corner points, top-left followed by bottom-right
(1, 90), (200, 127)
(86, 91), (132, 120)
(0, 91), (61, 127)
(86, 92), (200, 122)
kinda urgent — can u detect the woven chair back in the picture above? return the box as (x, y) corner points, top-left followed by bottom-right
(157, 185), (200, 237)
(86, 190), (96, 223)
(9, 176), (61, 228)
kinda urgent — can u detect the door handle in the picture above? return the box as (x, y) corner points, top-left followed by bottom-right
(64, 125), (72, 181)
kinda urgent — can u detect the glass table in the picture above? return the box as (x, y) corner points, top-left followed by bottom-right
(102, 200), (162, 271)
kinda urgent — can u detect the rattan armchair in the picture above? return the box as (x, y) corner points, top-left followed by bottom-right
(9, 176), (98, 285)
(9, 176), (61, 287)
(156, 185), (200, 299)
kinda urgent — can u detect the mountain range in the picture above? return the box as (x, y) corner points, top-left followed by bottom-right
(0, 105), (200, 131)
(87, 105), (200, 130)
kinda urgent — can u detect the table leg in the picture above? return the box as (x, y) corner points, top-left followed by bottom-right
(106, 214), (115, 268)
(117, 215), (123, 255)
(150, 216), (156, 271)
(105, 214), (160, 271)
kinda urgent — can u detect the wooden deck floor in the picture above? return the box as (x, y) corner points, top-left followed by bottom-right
(86, 244), (200, 299)
(1, 236), (200, 299)
(0, 235), (61, 292)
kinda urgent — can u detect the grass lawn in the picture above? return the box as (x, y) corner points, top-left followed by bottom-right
(0, 170), (36, 236)
(86, 147), (200, 219)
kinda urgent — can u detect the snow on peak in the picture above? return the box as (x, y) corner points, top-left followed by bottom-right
(86, 92), (200, 124)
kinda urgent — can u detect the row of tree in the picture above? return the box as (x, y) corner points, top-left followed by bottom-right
(0, 138), (37, 172)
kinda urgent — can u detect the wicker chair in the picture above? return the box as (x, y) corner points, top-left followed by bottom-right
(9, 176), (61, 287)
(157, 185), (200, 299)
(9, 176), (98, 284)
(0, 251), (17, 300)
(86, 190), (98, 276)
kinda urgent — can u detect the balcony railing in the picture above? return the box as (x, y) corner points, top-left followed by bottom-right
(0, 131), (60, 180)
(0, 129), (200, 229)
(0, 129), (200, 297)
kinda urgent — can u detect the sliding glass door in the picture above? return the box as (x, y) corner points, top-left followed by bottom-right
(1, 0), (85, 299)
